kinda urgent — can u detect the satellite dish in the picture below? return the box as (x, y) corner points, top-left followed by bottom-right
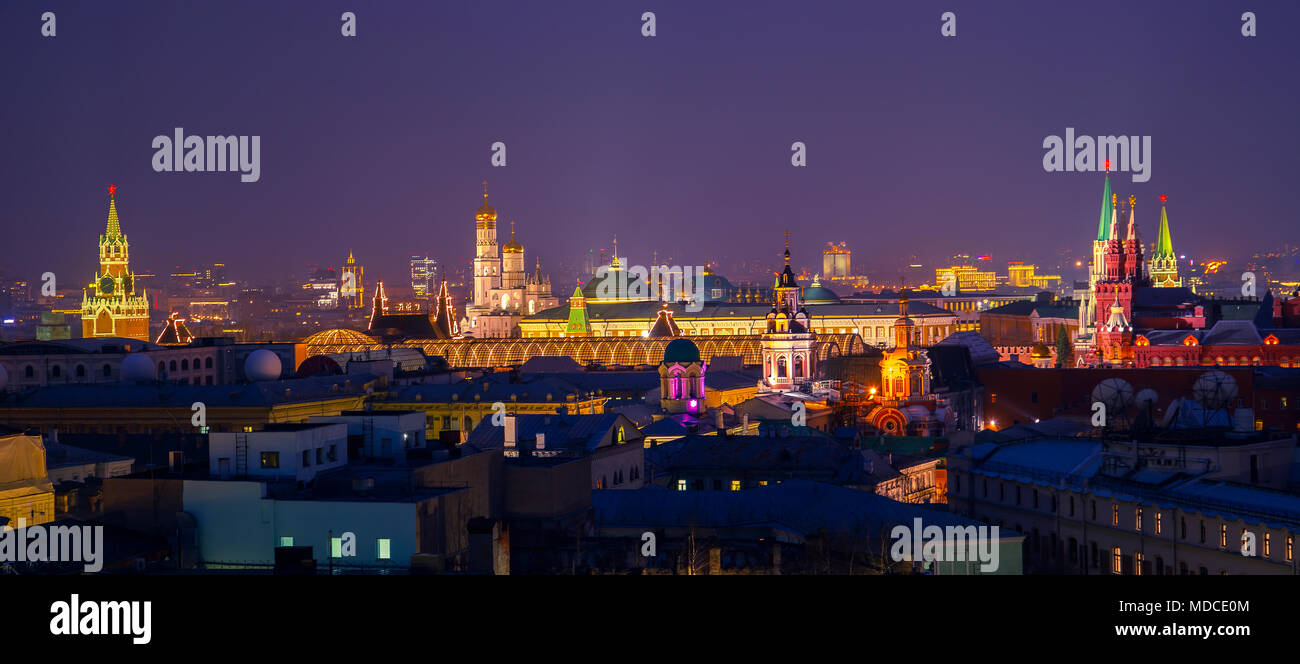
(121, 353), (157, 382)
(1091, 378), (1135, 412)
(1135, 388), (1159, 409)
(1193, 370), (1238, 411)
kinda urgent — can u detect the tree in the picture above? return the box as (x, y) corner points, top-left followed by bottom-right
(1055, 326), (1073, 368)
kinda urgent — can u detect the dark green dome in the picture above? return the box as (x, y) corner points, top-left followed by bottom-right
(662, 338), (701, 364)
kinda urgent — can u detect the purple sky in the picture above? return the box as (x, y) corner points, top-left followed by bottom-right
(3, 0), (1298, 287)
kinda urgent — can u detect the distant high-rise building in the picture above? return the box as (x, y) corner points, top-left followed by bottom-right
(822, 242), (851, 279)
(341, 250), (365, 309)
(410, 254), (438, 297)
(81, 185), (150, 341)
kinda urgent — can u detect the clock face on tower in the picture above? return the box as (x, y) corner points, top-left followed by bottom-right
(100, 276), (115, 294)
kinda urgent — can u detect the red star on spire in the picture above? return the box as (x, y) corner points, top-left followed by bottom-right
(108, 184), (117, 197)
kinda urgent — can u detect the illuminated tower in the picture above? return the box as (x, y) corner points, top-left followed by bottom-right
(501, 221), (525, 289)
(341, 250), (365, 309)
(81, 185), (150, 341)
(761, 231), (815, 391)
(1149, 195), (1182, 288)
(878, 288), (931, 401)
(472, 181), (500, 313)
(1080, 164), (1113, 337)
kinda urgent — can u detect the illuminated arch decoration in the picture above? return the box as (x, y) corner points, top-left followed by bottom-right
(300, 332), (865, 370)
(871, 407), (908, 436)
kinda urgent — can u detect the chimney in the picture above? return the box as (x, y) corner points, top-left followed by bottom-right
(168, 451), (185, 473)
(504, 414), (516, 448)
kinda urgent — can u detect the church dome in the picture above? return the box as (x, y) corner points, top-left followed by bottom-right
(502, 233), (524, 254)
(1030, 343), (1052, 358)
(801, 275), (840, 305)
(662, 338), (701, 364)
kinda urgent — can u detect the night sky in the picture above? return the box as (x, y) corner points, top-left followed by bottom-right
(2, 0), (1297, 286)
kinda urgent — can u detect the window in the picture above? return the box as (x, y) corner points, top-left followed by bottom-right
(205, 357), (213, 369)
(1288, 536), (1294, 562)
(713, 479), (723, 490)
(260, 452), (280, 469)
(1181, 517), (1186, 539)
(1219, 524), (1227, 548)
(102, 364), (111, 377)
(377, 539), (391, 560)
(1134, 552), (1144, 576)
(1112, 504), (1119, 526)
(1091, 500), (1096, 521)
(1112, 547), (1123, 574)
(730, 480), (741, 491)
(330, 537), (343, 558)
(1264, 533), (1271, 557)
(1155, 512), (1162, 535)
(1015, 486), (1021, 506)
(302, 450), (311, 467)
(1032, 490), (1038, 509)
(676, 479), (687, 491)
(316, 448), (323, 465)
(1069, 496), (1075, 517)
(1135, 507), (1143, 531)
(328, 445), (337, 462)
(75, 365), (85, 377)
(1200, 521), (1206, 544)
(279, 537), (293, 547)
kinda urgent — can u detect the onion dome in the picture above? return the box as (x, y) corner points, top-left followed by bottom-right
(663, 338), (701, 364)
(1030, 343), (1052, 359)
(503, 222), (524, 253)
(475, 182), (497, 223)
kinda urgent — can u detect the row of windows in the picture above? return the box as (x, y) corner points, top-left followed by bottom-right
(159, 357), (214, 373)
(675, 478), (775, 491)
(278, 536), (392, 560)
(958, 473), (1296, 562)
(13, 363), (114, 379)
(597, 465), (640, 489)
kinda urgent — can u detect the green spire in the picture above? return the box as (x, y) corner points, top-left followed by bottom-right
(105, 185), (122, 238)
(566, 283), (589, 335)
(1095, 170), (1112, 241)
(1154, 197), (1175, 258)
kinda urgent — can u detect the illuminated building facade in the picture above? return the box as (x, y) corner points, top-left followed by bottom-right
(1006, 262), (1062, 290)
(867, 291), (944, 436)
(934, 264), (998, 292)
(81, 186), (150, 342)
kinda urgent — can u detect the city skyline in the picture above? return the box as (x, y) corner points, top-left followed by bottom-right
(3, 1), (1299, 284)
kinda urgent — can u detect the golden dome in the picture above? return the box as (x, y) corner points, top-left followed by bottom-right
(503, 234), (523, 253)
(1030, 343), (1052, 358)
(475, 182), (497, 221)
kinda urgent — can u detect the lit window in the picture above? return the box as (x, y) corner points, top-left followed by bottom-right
(1112, 547), (1122, 574)
(1264, 533), (1271, 557)
(676, 479), (687, 491)
(279, 536), (293, 547)
(1134, 552), (1144, 576)
(1220, 524), (1227, 548)
(261, 452), (280, 469)
(1155, 512), (1162, 535)
(1112, 504), (1119, 526)
(730, 480), (741, 491)
(1135, 507), (1142, 531)
(377, 539), (391, 560)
